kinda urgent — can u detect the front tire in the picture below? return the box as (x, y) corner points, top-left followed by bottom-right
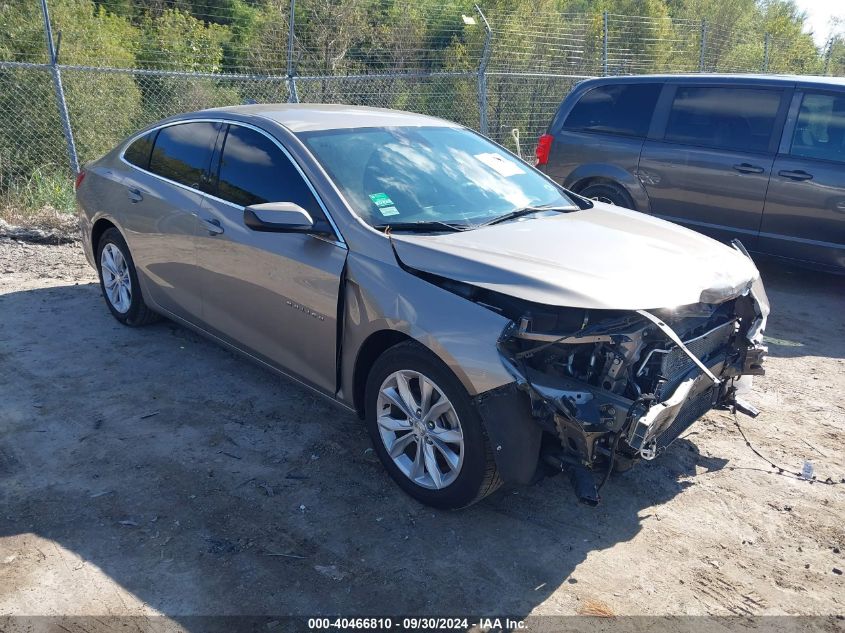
(365, 341), (501, 509)
(96, 227), (160, 326)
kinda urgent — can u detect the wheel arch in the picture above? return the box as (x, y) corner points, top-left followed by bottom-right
(91, 217), (120, 255)
(565, 164), (651, 213)
(351, 329), (418, 419)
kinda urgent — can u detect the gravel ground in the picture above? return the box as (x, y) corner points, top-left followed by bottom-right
(0, 234), (844, 624)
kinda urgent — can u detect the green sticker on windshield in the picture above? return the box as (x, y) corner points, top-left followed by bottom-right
(369, 192), (394, 208)
(379, 205), (400, 217)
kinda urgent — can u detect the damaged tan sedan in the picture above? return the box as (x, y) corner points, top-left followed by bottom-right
(76, 105), (769, 508)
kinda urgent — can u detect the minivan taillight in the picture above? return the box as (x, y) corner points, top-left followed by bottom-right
(74, 170), (86, 191)
(535, 134), (553, 166)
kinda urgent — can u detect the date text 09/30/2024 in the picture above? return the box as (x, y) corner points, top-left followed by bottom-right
(307, 617), (527, 630)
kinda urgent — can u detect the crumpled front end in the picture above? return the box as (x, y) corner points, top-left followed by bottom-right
(496, 267), (769, 504)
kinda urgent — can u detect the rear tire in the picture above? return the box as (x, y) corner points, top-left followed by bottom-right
(578, 182), (636, 210)
(96, 227), (160, 326)
(365, 341), (501, 509)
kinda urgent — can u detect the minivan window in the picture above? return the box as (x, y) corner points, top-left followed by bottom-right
(215, 125), (323, 218)
(563, 83), (661, 138)
(790, 92), (845, 164)
(148, 122), (220, 188)
(665, 86), (782, 153)
(124, 131), (155, 169)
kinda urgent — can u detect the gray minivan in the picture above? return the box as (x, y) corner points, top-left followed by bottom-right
(535, 74), (845, 272)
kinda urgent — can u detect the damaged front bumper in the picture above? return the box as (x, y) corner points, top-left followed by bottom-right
(492, 269), (769, 505)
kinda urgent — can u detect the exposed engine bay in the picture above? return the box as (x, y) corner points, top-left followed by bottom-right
(393, 235), (770, 504)
(492, 273), (769, 504)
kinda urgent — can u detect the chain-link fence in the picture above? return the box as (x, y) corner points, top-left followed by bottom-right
(1, 0), (842, 213)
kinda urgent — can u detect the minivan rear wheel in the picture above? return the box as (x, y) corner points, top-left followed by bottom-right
(579, 182), (635, 210)
(365, 341), (501, 509)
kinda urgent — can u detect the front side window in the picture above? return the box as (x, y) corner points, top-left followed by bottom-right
(563, 83), (661, 137)
(300, 126), (573, 229)
(124, 130), (155, 169)
(148, 121), (220, 188)
(665, 86), (782, 153)
(790, 92), (845, 163)
(215, 125), (322, 219)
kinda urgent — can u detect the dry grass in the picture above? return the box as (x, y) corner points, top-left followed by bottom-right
(576, 598), (616, 617)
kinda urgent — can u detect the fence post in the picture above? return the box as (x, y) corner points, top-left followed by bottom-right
(475, 5), (492, 136)
(286, 0), (299, 103)
(39, 0), (79, 175)
(602, 11), (609, 76)
(763, 33), (771, 72)
(698, 19), (707, 72)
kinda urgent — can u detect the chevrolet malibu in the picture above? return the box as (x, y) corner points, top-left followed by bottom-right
(76, 104), (769, 508)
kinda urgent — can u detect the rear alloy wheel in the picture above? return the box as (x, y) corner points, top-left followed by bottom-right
(365, 341), (501, 509)
(101, 243), (132, 314)
(96, 227), (160, 326)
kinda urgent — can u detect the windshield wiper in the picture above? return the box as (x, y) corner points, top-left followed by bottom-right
(373, 220), (470, 233)
(480, 204), (577, 227)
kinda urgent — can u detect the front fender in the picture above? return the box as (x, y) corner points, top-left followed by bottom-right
(341, 251), (515, 400)
(340, 252), (544, 485)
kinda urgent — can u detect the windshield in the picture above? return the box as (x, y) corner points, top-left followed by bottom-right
(299, 126), (575, 229)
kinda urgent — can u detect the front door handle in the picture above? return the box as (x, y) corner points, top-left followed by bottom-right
(778, 169), (813, 181)
(733, 163), (764, 174)
(834, 201), (845, 213)
(202, 217), (224, 235)
(127, 187), (144, 203)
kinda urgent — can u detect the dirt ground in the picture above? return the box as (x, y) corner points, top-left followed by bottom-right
(1, 230), (844, 624)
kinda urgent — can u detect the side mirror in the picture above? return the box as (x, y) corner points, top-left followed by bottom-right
(244, 202), (329, 234)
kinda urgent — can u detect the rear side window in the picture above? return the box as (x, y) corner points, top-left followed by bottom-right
(123, 131), (155, 169)
(215, 124), (323, 218)
(148, 122), (220, 188)
(563, 83), (661, 137)
(790, 92), (845, 164)
(665, 86), (782, 153)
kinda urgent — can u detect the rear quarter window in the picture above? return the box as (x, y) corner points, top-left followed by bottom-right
(563, 83), (661, 137)
(123, 131), (156, 169)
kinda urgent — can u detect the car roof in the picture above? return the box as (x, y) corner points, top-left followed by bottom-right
(196, 103), (458, 133)
(579, 73), (845, 88)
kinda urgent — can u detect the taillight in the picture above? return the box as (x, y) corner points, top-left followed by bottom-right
(74, 170), (86, 191)
(535, 134), (554, 166)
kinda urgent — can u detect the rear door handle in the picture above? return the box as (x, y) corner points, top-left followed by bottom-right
(732, 163), (764, 174)
(835, 201), (845, 213)
(778, 169), (813, 181)
(127, 187), (144, 203)
(202, 217), (224, 235)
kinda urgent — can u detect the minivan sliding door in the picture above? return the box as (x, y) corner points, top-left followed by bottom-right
(638, 84), (790, 248)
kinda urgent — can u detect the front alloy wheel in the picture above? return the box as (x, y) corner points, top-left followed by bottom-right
(376, 370), (464, 490)
(365, 341), (501, 509)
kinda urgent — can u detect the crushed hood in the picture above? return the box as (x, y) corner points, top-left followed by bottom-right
(390, 203), (760, 310)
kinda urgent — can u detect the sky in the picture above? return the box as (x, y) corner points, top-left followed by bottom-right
(794, 0), (844, 46)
